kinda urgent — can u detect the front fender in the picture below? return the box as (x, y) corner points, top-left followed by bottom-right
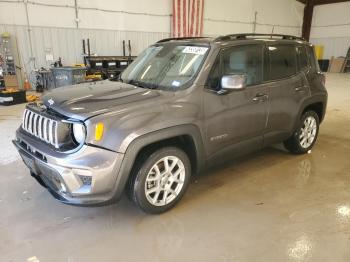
(83, 87), (203, 154)
(109, 124), (206, 202)
(122, 124), (205, 172)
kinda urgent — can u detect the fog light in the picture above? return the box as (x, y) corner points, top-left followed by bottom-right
(79, 175), (92, 186)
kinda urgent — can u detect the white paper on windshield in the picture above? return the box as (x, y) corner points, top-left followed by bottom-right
(172, 80), (181, 87)
(182, 46), (208, 55)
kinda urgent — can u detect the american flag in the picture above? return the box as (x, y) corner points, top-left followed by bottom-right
(172, 0), (205, 37)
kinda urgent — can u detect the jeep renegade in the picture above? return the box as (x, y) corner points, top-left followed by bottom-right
(13, 34), (327, 214)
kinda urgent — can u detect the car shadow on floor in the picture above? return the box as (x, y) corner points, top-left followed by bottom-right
(177, 143), (313, 209)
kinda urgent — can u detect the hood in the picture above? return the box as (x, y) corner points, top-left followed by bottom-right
(42, 80), (167, 121)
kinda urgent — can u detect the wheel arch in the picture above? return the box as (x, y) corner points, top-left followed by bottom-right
(302, 102), (325, 123)
(293, 94), (327, 130)
(111, 125), (205, 201)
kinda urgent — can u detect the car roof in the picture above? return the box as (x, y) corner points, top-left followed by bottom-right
(156, 34), (310, 47)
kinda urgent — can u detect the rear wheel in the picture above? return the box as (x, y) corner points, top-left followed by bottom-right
(284, 111), (319, 154)
(128, 147), (191, 214)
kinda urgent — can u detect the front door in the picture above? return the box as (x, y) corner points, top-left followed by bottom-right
(203, 44), (269, 158)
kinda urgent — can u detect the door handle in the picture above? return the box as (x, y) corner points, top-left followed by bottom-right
(253, 93), (268, 102)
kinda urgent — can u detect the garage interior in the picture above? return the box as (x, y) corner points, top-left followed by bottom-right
(1, 0), (350, 261)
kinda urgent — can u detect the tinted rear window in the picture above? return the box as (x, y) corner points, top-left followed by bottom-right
(268, 45), (297, 80)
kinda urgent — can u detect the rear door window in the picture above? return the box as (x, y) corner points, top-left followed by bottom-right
(268, 45), (297, 80)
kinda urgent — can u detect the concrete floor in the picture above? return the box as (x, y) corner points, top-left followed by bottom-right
(1, 73), (350, 262)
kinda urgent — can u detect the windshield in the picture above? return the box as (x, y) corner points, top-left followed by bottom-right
(120, 44), (209, 91)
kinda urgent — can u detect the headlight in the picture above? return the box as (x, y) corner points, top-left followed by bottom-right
(72, 123), (86, 144)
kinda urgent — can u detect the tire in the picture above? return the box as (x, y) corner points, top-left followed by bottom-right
(284, 110), (320, 154)
(128, 147), (191, 214)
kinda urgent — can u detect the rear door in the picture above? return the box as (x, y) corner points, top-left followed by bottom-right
(264, 44), (308, 144)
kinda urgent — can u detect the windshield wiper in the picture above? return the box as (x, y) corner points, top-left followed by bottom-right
(128, 79), (146, 88)
(128, 79), (159, 89)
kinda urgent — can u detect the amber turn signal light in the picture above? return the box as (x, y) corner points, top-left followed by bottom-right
(95, 122), (104, 141)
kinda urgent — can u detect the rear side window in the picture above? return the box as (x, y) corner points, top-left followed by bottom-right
(297, 45), (308, 70)
(268, 45), (297, 80)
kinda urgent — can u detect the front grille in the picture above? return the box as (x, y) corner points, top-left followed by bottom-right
(22, 109), (59, 148)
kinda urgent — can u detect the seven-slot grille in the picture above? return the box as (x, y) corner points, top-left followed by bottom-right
(22, 109), (59, 148)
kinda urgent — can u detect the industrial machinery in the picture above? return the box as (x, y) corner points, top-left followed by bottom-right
(83, 39), (136, 79)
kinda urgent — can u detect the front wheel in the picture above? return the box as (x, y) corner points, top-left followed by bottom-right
(284, 111), (320, 154)
(128, 147), (191, 214)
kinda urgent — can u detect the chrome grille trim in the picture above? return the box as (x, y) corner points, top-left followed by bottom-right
(22, 109), (28, 129)
(48, 119), (53, 144)
(24, 110), (29, 130)
(22, 109), (60, 148)
(28, 111), (33, 134)
(33, 114), (38, 136)
(43, 118), (48, 143)
(38, 115), (43, 138)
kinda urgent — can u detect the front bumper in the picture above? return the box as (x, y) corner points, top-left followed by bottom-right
(13, 129), (125, 206)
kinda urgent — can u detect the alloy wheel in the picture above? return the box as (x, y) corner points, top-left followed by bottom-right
(144, 156), (186, 206)
(299, 116), (317, 149)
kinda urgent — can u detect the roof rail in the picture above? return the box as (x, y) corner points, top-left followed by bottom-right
(157, 36), (209, 43)
(214, 33), (305, 42)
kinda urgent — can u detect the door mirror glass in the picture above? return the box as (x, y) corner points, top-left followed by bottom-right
(221, 74), (247, 91)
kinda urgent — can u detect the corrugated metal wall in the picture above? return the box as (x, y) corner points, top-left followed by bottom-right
(310, 2), (350, 60)
(0, 0), (305, 81)
(310, 37), (350, 59)
(1, 23), (304, 79)
(0, 24), (170, 74)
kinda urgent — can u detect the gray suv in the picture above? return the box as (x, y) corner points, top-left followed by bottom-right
(13, 34), (327, 214)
